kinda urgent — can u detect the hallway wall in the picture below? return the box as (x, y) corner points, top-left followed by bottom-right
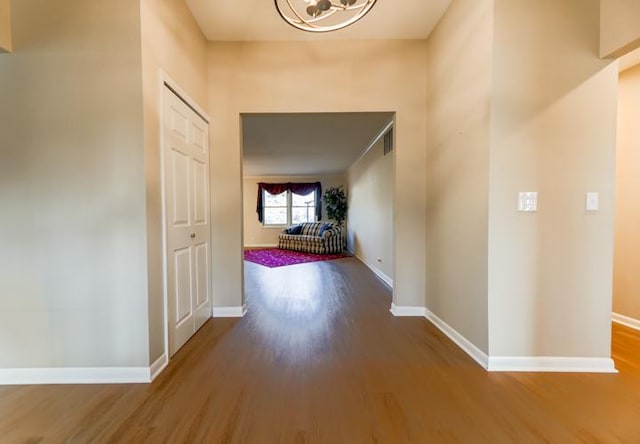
(208, 40), (428, 309)
(0, 0), (148, 368)
(140, 0), (210, 366)
(425, 0), (493, 354)
(489, 0), (617, 358)
(347, 137), (394, 285)
(0, 0), (10, 52)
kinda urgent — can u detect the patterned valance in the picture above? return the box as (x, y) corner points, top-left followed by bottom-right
(256, 182), (322, 223)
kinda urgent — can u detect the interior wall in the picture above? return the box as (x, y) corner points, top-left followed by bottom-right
(208, 40), (428, 309)
(0, 0), (148, 367)
(140, 0), (209, 365)
(489, 0), (618, 357)
(425, 0), (493, 354)
(600, 0), (640, 58)
(0, 0), (11, 52)
(347, 138), (394, 285)
(243, 174), (345, 248)
(613, 64), (640, 321)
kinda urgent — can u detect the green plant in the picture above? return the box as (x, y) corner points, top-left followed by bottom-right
(323, 186), (348, 226)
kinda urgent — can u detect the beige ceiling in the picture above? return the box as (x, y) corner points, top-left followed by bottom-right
(188, 2), (446, 177)
(185, 0), (452, 41)
(242, 113), (394, 177)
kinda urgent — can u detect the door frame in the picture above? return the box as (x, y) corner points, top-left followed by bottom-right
(159, 72), (212, 364)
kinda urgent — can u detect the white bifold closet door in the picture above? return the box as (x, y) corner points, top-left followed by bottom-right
(163, 86), (212, 357)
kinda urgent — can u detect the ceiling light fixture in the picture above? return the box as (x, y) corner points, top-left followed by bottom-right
(275, 0), (377, 33)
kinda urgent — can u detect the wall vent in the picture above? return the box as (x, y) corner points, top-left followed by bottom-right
(383, 128), (394, 156)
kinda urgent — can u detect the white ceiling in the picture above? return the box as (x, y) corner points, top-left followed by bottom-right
(185, 0), (452, 41)
(242, 113), (393, 176)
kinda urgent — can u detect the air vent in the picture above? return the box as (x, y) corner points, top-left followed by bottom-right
(383, 128), (394, 156)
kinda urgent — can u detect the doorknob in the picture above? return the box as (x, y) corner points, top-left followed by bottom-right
(190, 233), (196, 239)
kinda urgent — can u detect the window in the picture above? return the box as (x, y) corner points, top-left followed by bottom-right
(263, 190), (317, 226)
(291, 191), (316, 224)
(257, 182), (321, 224)
(262, 190), (288, 225)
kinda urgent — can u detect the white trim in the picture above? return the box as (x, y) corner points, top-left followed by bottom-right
(423, 307), (489, 369)
(245, 244), (278, 249)
(391, 306), (616, 374)
(351, 250), (393, 288)
(213, 305), (248, 318)
(612, 312), (640, 331)
(0, 367), (151, 386)
(150, 353), (168, 381)
(389, 303), (426, 317)
(160, 72), (210, 123)
(159, 74), (170, 387)
(488, 357), (618, 373)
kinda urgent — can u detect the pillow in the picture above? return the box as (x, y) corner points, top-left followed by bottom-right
(318, 223), (332, 237)
(286, 224), (303, 235)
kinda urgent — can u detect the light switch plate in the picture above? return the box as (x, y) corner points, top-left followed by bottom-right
(586, 192), (599, 211)
(518, 192), (538, 212)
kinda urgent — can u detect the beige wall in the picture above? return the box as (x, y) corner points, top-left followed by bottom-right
(0, 0), (148, 367)
(425, 0), (493, 354)
(489, 0), (617, 357)
(140, 0), (209, 365)
(347, 138), (394, 285)
(614, 65), (640, 321)
(209, 40), (428, 308)
(0, 0), (11, 52)
(600, 0), (640, 58)
(244, 175), (345, 248)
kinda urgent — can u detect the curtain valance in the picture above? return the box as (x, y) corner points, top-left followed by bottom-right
(256, 182), (322, 223)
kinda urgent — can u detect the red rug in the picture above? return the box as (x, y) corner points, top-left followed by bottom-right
(244, 248), (350, 268)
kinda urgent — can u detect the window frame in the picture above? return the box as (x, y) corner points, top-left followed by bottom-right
(262, 189), (317, 227)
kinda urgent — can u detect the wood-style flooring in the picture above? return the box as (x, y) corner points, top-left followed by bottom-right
(1, 257), (640, 443)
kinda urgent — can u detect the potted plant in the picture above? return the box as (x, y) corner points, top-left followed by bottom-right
(323, 186), (348, 227)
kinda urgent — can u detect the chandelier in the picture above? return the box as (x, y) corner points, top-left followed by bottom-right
(275, 0), (377, 33)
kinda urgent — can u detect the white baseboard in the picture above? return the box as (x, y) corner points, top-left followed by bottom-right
(0, 367), (152, 385)
(423, 307), (489, 369)
(488, 357), (618, 373)
(389, 303), (426, 317)
(149, 353), (168, 381)
(390, 303), (489, 368)
(350, 250), (393, 288)
(612, 312), (640, 331)
(213, 304), (248, 318)
(390, 305), (616, 373)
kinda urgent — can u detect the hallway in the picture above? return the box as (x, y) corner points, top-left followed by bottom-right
(1, 257), (639, 442)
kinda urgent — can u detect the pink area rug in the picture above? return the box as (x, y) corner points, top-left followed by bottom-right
(244, 248), (350, 268)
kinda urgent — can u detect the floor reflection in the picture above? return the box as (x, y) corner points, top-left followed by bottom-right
(244, 260), (343, 364)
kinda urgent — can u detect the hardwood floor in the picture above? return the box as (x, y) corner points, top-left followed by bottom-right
(1, 257), (640, 443)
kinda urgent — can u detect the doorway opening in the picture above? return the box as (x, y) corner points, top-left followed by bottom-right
(239, 112), (395, 313)
(612, 48), (640, 373)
